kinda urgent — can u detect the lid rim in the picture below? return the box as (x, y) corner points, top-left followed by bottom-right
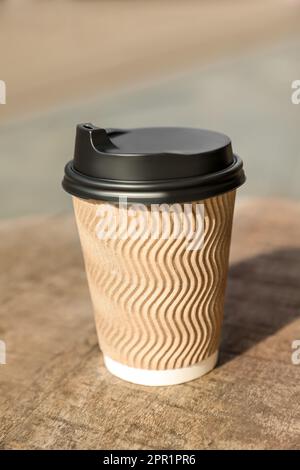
(62, 155), (245, 204)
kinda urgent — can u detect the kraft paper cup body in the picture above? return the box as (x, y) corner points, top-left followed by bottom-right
(72, 190), (236, 386)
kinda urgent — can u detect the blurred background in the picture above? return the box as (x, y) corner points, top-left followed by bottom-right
(0, 0), (300, 218)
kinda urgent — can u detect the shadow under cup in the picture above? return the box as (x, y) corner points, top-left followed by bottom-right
(63, 124), (245, 385)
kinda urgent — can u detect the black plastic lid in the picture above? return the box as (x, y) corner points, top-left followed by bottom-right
(62, 124), (245, 204)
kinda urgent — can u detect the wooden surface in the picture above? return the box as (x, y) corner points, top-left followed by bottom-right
(0, 198), (300, 449)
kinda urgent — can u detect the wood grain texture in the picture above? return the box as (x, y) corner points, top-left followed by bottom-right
(73, 192), (235, 370)
(0, 198), (300, 449)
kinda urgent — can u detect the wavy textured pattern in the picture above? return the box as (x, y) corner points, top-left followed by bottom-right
(73, 191), (236, 370)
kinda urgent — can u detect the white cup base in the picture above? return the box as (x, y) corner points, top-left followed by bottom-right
(103, 351), (218, 386)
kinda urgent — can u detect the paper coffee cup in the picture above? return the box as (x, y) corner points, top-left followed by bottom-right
(63, 124), (245, 386)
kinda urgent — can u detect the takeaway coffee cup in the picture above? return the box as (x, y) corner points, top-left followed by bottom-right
(62, 124), (245, 386)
